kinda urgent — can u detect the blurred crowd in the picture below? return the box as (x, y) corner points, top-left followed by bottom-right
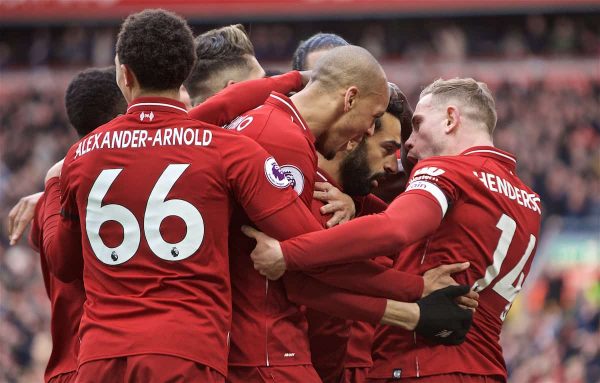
(501, 272), (599, 383)
(1, 11), (599, 383)
(1, 13), (599, 69)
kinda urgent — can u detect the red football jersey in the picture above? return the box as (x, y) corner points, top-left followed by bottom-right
(225, 92), (318, 367)
(308, 170), (397, 382)
(29, 191), (85, 382)
(225, 95), (426, 367)
(307, 169), (351, 383)
(43, 97), (304, 376)
(370, 146), (542, 380)
(188, 71), (302, 126)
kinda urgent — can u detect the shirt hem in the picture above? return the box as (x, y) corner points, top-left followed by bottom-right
(78, 350), (227, 377)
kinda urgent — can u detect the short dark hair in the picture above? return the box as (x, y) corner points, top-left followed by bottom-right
(386, 83), (413, 142)
(65, 66), (127, 137)
(184, 24), (255, 100)
(116, 9), (196, 91)
(292, 33), (349, 71)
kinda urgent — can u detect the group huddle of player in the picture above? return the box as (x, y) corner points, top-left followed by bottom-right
(6, 8), (542, 383)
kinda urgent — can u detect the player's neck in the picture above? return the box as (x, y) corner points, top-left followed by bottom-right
(317, 152), (343, 186)
(129, 87), (181, 103)
(290, 88), (336, 140)
(445, 131), (494, 156)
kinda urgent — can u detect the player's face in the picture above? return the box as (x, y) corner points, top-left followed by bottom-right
(323, 88), (389, 160)
(340, 112), (401, 195)
(405, 94), (446, 161)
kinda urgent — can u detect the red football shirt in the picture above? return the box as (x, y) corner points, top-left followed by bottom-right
(41, 97), (311, 376)
(225, 93), (425, 367)
(188, 71), (303, 126)
(225, 92), (319, 367)
(369, 147), (542, 380)
(308, 170), (400, 381)
(29, 191), (85, 382)
(307, 169), (351, 383)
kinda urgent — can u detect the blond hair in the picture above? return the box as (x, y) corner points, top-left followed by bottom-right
(421, 78), (497, 134)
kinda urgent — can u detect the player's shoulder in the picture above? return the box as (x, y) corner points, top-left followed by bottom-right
(223, 104), (278, 136)
(409, 155), (466, 179)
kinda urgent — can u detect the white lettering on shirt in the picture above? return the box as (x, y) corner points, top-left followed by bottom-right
(73, 128), (213, 159)
(473, 171), (541, 215)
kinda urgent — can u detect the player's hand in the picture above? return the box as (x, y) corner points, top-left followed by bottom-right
(313, 182), (356, 228)
(7, 192), (43, 245)
(45, 159), (64, 183)
(456, 290), (479, 311)
(415, 285), (474, 345)
(242, 225), (286, 280)
(422, 262), (470, 297)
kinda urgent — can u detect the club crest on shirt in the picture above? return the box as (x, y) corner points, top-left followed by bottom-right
(264, 157), (291, 189)
(279, 165), (304, 196)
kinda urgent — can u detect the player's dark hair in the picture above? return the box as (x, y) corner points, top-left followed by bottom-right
(116, 9), (196, 91)
(184, 24), (255, 100)
(386, 83), (414, 142)
(65, 66), (127, 137)
(292, 33), (349, 71)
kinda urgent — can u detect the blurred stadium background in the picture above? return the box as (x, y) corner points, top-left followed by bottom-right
(1, 1), (599, 382)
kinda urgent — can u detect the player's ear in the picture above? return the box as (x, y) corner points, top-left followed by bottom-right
(121, 64), (136, 89)
(226, 80), (236, 88)
(344, 86), (359, 112)
(445, 105), (460, 134)
(346, 139), (359, 152)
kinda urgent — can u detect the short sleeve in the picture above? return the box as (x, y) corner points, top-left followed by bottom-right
(221, 134), (300, 222)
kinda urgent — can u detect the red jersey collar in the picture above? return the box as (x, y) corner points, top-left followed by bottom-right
(266, 92), (316, 143)
(316, 167), (342, 191)
(461, 146), (517, 170)
(127, 97), (188, 116)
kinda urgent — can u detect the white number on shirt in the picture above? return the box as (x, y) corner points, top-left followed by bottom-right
(472, 214), (537, 321)
(86, 164), (204, 265)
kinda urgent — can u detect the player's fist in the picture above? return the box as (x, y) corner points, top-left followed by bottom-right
(242, 225), (286, 280)
(415, 285), (474, 345)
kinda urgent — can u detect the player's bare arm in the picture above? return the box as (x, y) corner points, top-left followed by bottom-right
(7, 191), (43, 245)
(7, 159), (65, 245)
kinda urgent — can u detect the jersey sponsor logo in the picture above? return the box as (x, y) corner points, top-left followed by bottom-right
(139, 111), (154, 122)
(264, 157), (291, 189)
(280, 165), (304, 196)
(414, 166), (445, 177)
(392, 369), (402, 379)
(283, 352), (296, 358)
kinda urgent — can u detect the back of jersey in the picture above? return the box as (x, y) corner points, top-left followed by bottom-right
(59, 98), (295, 376)
(372, 146), (542, 380)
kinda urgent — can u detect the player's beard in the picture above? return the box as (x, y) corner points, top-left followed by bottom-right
(340, 139), (380, 196)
